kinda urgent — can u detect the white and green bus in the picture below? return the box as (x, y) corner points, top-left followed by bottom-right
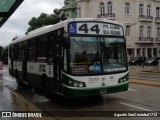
(9, 18), (128, 98)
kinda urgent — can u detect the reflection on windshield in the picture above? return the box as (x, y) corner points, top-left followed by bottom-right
(70, 36), (127, 74)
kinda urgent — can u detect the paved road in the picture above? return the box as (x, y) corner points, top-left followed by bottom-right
(0, 66), (159, 120)
(129, 65), (160, 86)
(0, 68), (29, 120)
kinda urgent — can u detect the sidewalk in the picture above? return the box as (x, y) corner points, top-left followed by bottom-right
(129, 65), (160, 73)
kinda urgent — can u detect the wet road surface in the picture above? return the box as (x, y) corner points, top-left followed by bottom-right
(0, 66), (160, 120)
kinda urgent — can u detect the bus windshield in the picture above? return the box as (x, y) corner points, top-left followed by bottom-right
(70, 36), (127, 74)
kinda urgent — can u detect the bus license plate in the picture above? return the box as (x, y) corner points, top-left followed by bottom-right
(100, 89), (107, 94)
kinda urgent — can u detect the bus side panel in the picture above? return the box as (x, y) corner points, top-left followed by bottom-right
(27, 62), (54, 89)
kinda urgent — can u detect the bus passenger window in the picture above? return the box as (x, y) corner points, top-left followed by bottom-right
(37, 35), (48, 61)
(13, 45), (18, 60)
(29, 40), (36, 61)
(18, 43), (23, 60)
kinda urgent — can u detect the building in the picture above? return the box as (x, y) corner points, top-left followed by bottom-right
(67, 0), (160, 59)
(63, 0), (76, 18)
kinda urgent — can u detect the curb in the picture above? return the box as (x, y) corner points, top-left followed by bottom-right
(129, 68), (160, 73)
(10, 89), (54, 120)
(129, 80), (160, 87)
(141, 70), (160, 73)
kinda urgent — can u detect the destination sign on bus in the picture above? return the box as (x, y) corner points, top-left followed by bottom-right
(68, 22), (123, 36)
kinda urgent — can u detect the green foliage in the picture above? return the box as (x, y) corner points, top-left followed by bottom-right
(26, 8), (67, 34)
(1, 46), (8, 64)
(2, 46), (8, 57)
(0, 46), (3, 61)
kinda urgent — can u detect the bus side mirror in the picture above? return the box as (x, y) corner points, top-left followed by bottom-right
(63, 36), (70, 49)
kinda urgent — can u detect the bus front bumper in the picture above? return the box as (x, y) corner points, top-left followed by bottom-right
(63, 82), (129, 98)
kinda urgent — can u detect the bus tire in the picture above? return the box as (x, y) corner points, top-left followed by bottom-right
(42, 76), (51, 98)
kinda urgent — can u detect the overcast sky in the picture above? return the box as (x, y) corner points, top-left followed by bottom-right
(0, 0), (64, 47)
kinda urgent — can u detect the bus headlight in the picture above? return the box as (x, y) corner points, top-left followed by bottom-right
(119, 79), (123, 83)
(69, 81), (72, 85)
(123, 78), (127, 82)
(73, 82), (78, 87)
(67, 80), (86, 87)
(79, 82), (84, 87)
(118, 74), (129, 83)
(63, 74), (86, 87)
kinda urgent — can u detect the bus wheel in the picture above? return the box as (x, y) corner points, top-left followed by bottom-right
(42, 78), (51, 98)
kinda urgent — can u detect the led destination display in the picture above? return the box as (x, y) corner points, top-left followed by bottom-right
(68, 22), (124, 36)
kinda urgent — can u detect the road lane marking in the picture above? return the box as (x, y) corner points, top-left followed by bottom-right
(130, 74), (160, 78)
(128, 88), (137, 91)
(3, 93), (13, 103)
(120, 102), (152, 111)
(129, 80), (160, 87)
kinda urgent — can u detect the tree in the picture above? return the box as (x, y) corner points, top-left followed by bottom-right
(0, 46), (3, 60)
(26, 8), (66, 34)
(1, 46), (8, 64)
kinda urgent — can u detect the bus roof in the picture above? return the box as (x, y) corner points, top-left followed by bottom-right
(9, 18), (123, 45)
(66, 18), (123, 25)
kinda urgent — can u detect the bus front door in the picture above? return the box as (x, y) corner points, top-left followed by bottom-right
(54, 40), (63, 93)
(21, 44), (28, 85)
